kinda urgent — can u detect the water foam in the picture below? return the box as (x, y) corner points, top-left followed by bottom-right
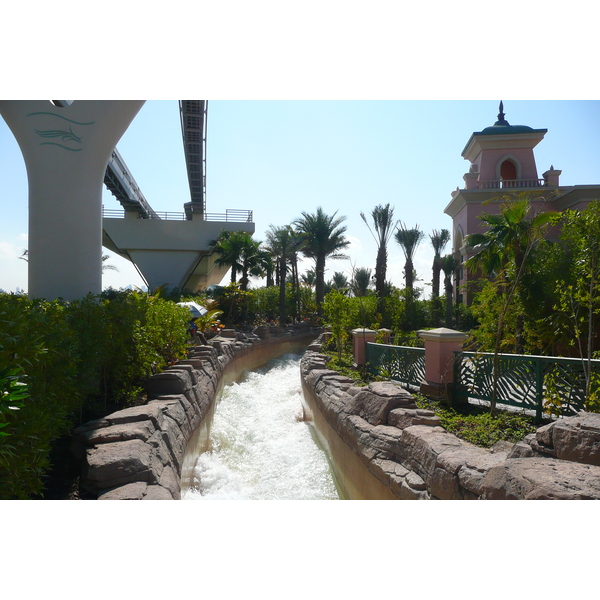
(182, 354), (339, 500)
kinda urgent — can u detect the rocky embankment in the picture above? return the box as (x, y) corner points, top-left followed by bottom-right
(301, 338), (600, 500)
(71, 324), (321, 499)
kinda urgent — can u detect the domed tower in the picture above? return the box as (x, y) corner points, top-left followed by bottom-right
(461, 101), (551, 190)
(444, 102), (563, 304)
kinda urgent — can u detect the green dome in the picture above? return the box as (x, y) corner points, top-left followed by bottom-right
(479, 123), (538, 135)
(475, 102), (546, 136)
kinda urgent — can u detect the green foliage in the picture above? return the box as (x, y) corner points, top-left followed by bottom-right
(0, 291), (191, 498)
(323, 350), (372, 387)
(194, 309), (224, 335)
(415, 395), (537, 448)
(323, 290), (352, 360)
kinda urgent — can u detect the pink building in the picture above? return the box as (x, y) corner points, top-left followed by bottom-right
(444, 102), (600, 303)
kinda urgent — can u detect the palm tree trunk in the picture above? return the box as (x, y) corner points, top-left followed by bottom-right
(405, 259), (414, 291)
(432, 260), (441, 299)
(278, 254), (286, 323)
(315, 254), (326, 314)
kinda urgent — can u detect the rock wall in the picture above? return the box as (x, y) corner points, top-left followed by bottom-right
(71, 324), (321, 500)
(300, 338), (600, 500)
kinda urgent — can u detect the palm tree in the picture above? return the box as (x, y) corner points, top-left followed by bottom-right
(465, 194), (555, 281)
(238, 237), (267, 291)
(210, 230), (247, 284)
(301, 268), (316, 287)
(330, 271), (349, 292)
(394, 222), (424, 292)
(429, 229), (450, 299)
(439, 254), (460, 327)
(294, 207), (350, 313)
(360, 204), (396, 307)
(351, 267), (372, 297)
(265, 224), (293, 323)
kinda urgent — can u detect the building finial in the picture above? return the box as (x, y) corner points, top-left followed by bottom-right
(494, 100), (510, 126)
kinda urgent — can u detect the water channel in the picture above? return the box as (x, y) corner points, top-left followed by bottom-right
(182, 353), (341, 500)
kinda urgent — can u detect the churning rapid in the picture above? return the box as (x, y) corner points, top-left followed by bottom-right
(182, 354), (340, 500)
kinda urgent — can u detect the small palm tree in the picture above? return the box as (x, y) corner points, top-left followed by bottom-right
(360, 203), (396, 306)
(429, 229), (450, 299)
(439, 254), (460, 327)
(331, 271), (349, 291)
(301, 268), (316, 287)
(351, 267), (373, 297)
(394, 222), (424, 291)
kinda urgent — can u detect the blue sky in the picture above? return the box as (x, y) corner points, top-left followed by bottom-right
(2, 99), (599, 294)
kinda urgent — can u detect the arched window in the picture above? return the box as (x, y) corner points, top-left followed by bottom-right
(500, 159), (517, 186)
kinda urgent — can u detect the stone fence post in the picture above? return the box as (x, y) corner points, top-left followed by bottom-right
(351, 328), (377, 367)
(417, 327), (467, 400)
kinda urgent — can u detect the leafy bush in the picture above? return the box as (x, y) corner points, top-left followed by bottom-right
(0, 291), (191, 498)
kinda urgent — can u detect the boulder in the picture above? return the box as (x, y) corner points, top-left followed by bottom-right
(347, 381), (416, 426)
(481, 456), (600, 499)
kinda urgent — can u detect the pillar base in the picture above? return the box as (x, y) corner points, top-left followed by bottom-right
(419, 380), (453, 403)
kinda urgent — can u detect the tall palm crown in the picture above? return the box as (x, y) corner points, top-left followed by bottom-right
(294, 207), (350, 311)
(429, 228), (450, 299)
(394, 222), (424, 291)
(360, 203), (396, 299)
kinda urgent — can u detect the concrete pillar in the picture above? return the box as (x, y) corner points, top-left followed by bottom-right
(351, 328), (377, 367)
(417, 327), (467, 399)
(0, 100), (145, 300)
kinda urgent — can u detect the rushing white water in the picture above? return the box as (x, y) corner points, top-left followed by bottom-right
(182, 353), (340, 500)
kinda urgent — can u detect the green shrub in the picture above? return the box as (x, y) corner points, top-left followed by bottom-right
(0, 291), (191, 498)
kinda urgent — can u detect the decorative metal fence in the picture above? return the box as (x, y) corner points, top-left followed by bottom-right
(453, 351), (600, 422)
(366, 343), (425, 390)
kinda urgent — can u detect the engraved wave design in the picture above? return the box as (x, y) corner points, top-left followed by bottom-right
(25, 111), (96, 126)
(34, 127), (83, 144)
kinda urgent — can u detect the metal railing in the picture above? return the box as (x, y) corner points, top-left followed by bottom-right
(453, 351), (600, 421)
(205, 209), (253, 223)
(478, 179), (545, 189)
(102, 206), (253, 223)
(366, 343), (425, 390)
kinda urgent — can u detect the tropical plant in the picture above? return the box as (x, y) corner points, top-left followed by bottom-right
(430, 228), (451, 299)
(351, 267), (373, 297)
(210, 230), (262, 287)
(439, 254), (460, 327)
(394, 222), (424, 292)
(295, 207), (350, 313)
(322, 289), (352, 361)
(360, 203), (396, 309)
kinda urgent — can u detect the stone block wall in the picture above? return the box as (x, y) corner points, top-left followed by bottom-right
(301, 338), (600, 500)
(71, 324), (321, 500)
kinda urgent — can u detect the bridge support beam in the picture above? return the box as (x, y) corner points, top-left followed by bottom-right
(0, 100), (144, 300)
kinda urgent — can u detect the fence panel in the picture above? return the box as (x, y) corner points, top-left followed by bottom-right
(366, 343), (425, 390)
(453, 351), (600, 420)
